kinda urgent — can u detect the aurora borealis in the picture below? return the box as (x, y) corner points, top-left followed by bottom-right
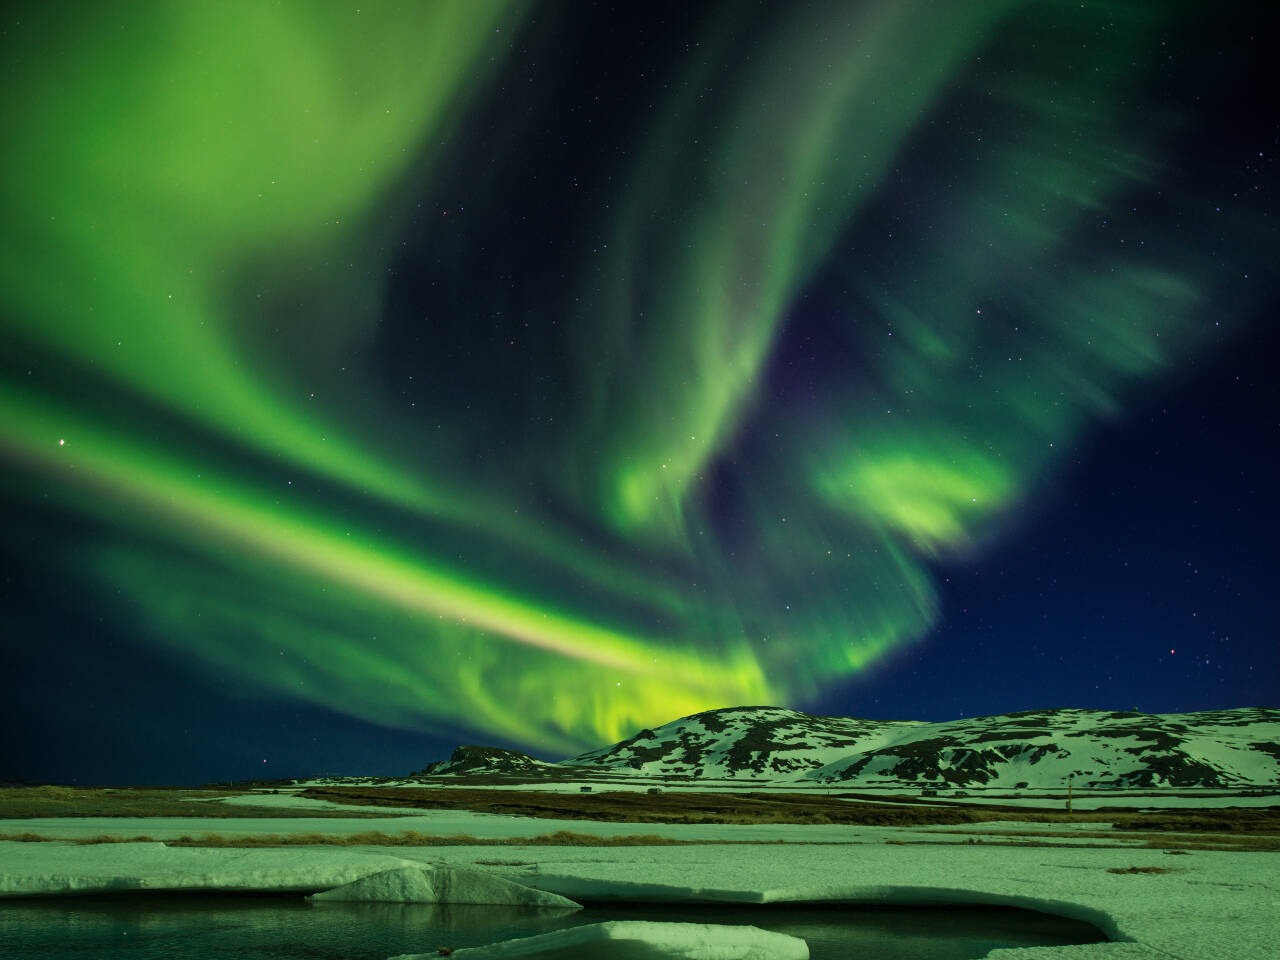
(2, 1), (1276, 783)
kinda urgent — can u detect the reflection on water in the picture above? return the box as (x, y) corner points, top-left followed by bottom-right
(0, 897), (568, 959)
(0, 895), (1106, 959)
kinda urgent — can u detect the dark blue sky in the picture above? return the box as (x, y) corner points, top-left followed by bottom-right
(2, 1), (1277, 786)
(5, 307), (1274, 786)
(812, 311), (1280, 724)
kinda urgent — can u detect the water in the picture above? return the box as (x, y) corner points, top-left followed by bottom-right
(0, 896), (1106, 959)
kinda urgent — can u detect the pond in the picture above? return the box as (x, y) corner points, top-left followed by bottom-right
(0, 895), (1107, 959)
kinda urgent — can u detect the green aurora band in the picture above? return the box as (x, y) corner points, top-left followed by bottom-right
(0, 1), (1271, 752)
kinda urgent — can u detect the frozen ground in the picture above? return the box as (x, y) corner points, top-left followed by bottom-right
(296, 780), (1280, 809)
(0, 808), (1152, 847)
(0, 832), (1274, 959)
(421, 920), (810, 960)
(308, 863), (578, 908)
(190, 792), (434, 815)
(2, 789), (1275, 958)
(3, 786), (1267, 848)
(889, 794), (1280, 810)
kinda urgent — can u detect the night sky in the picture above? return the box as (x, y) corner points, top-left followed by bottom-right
(1, 1), (1276, 786)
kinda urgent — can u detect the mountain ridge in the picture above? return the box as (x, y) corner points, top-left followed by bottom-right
(413, 745), (559, 778)
(415, 706), (1280, 790)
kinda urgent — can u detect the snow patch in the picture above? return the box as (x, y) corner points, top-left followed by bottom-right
(392, 920), (809, 959)
(562, 706), (1280, 791)
(309, 863), (579, 908)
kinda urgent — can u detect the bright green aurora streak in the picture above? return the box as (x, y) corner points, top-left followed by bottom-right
(0, 2), (1270, 752)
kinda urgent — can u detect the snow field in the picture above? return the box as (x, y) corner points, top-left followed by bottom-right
(2, 823), (1276, 958)
(398, 921), (810, 960)
(0, 809), (1158, 846)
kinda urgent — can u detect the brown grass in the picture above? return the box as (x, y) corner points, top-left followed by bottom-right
(1112, 810), (1280, 833)
(4, 826), (1272, 852)
(1107, 866), (1174, 874)
(0, 829), (774, 848)
(299, 786), (986, 827)
(0, 787), (405, 820)
(930, 826), (1280, 853)
(1133, 836), (1280, 853)
(298, 786), (1280, 835)
(0, 833), (162, 845)
(5, 785), (1275, 853)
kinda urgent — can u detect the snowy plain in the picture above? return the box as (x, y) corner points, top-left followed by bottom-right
(215, 784), (1280, 811)
(0, 807), (1155, 846)
(0, 835), (1274, 959)
(2, 783), (1277, 960)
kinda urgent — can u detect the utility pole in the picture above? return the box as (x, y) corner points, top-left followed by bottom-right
(1066, 775), (1073, 815)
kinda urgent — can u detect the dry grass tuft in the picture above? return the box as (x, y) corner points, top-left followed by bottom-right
(298, 785), (1280, 835)
(0, 787), (403, 821)
(0, 829), (773, 848)
(931, 825), (1280, 853)
(0, 787), (83, 801)
(298, 786), (985, 827)
(78, 834), (157, 845)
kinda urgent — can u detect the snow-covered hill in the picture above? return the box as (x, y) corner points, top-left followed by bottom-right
(567, 706), (926, 779)
(414, 745), (561, 778)
(561, 706), (1280, 790)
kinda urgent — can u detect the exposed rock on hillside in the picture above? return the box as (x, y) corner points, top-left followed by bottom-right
(563, 706), (1280, 790)
(415, 745), (560, 778)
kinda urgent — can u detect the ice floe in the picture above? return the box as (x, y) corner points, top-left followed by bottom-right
(392, 920), (808, 959)
(309, 863), (578, 908)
